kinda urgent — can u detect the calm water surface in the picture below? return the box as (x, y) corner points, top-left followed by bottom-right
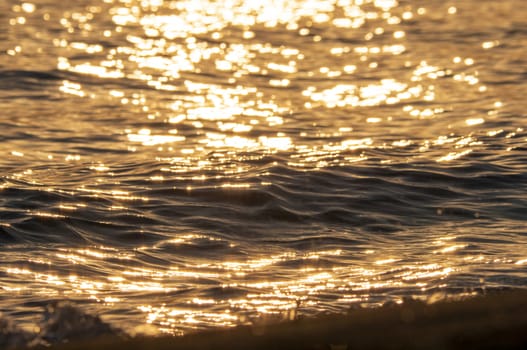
(1, 0), (527, 338)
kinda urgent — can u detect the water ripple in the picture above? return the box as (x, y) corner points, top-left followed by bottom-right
(1, 0), (526, 337)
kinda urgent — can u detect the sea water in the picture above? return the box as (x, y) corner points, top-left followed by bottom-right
(1, 0), (526, 346)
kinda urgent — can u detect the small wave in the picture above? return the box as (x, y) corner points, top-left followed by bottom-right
(0, 302), (125, 349)
(0, 315), (32, 350)
(0, 70), (63, 81)
(0, 70), (64, 98)
(2, 159), (526, 246)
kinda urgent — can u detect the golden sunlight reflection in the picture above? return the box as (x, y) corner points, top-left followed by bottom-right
(3, 232), (527, 334)
(46, 0), (494, 175)
(304, 79), (421, 108)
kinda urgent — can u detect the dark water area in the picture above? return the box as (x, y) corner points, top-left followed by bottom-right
(1, 0), (527, 345)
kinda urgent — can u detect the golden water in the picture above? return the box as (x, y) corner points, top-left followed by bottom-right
(1, 0), (526, 339)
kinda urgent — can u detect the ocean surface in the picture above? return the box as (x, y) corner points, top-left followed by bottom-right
(1, 0), (527, 345)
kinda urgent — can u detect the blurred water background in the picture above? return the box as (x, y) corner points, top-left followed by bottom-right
(1, 0), (527, 344)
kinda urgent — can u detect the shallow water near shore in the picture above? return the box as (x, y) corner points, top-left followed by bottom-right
(1, 0), (527, 344)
